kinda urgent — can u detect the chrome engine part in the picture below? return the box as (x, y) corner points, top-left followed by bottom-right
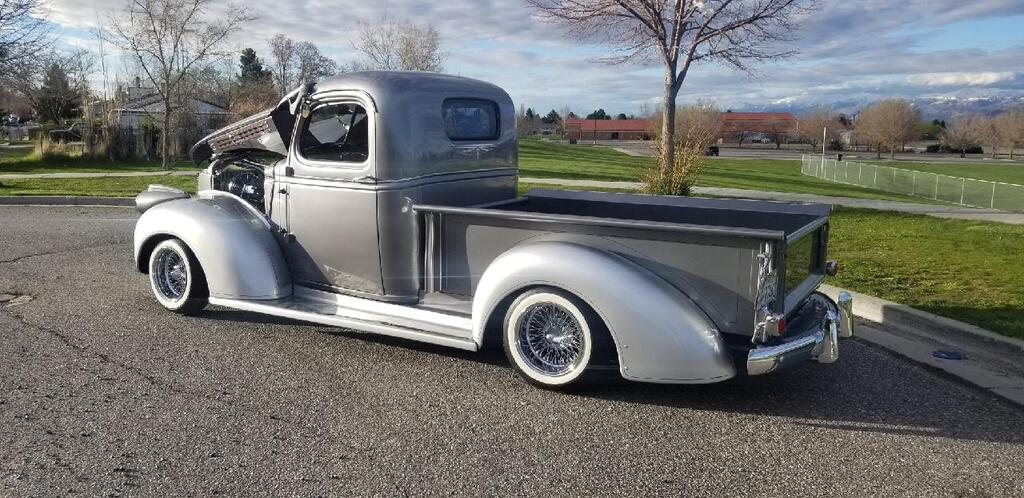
(211, 158), (266, 211)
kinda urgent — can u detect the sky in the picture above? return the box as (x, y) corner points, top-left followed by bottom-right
(44, 0), (1024, 117)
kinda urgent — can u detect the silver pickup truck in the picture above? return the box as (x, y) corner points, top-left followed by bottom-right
(133, 71), (853, 389)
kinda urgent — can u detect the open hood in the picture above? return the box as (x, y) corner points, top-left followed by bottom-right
(189, 86), (306, 164)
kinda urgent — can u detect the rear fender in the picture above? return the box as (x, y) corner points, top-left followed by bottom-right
(472, 241), (736, 383)
(134, 191), (292, 300)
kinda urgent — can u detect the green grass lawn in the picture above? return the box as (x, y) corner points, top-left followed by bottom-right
(519, 140), (942, 204)
(828, 207), (1024, 339)
(0, 145), (196, 174)
(0, 175), (197, 197)
(855, 160), (1024, 185)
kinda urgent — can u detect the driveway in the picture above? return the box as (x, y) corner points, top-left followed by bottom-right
(1, 206), (1021, 496)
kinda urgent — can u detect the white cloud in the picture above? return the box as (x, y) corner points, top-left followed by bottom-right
(37, 0), (1024, 115)
(907, 72), (1018, 86)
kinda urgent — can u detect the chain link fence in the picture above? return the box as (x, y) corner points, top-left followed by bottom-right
(801, 155), (1024, 212)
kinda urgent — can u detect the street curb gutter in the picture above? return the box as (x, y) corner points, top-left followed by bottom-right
(0, 196), (133, 207)
(819, 284), (1024, 406)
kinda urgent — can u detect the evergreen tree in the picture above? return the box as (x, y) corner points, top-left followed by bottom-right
(542, 109), (561, 124)
(36, 63), (80, 124)
(239, 48), (271, 83)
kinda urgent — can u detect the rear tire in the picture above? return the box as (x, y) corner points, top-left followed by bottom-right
(502, 287), (614, 389)
(148, 239), (208, 315)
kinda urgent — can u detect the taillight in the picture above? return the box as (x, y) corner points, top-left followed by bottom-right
(777, 317), (787, 335)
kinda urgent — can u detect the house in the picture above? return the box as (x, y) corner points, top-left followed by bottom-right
(114, 88), (229, 132)
(564, 118), (652, 141)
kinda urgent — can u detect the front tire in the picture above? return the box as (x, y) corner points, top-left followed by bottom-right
(148, 238), (208, 315)
(502, 287), (605, 389)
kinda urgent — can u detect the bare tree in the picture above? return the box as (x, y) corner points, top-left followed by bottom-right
(642, 102), (721, 195)
(0, 0), (52, 73)
(268, 34), (295, 96)
(969, 115), (1002, 159)
(106, 0), (253, 169)
(799, 108), (842, 150)
(995, 108), (1024, 160)
(764, 119), (790, 149)
(6, 49), (95, 124)
(295, 41), (339, 85)
(854, 99), (920, 159)
(940, 117), (980, 159)
(528, 0), (813, 187)
(353, 18), (445, 72)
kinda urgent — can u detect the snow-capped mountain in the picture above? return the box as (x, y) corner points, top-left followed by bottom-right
(730, 95), (1024, 119)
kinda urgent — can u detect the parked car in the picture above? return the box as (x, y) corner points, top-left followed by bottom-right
(49, 122), (86, 143)
(705, 145), (719, 156)
(133, 72), (853, 389)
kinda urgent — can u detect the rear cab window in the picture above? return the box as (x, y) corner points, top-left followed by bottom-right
(443, 99), (500, 141)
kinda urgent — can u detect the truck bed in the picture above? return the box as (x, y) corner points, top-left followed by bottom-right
(415, 189), (831, 337)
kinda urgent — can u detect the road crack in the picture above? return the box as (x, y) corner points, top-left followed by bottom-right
(0, 242), (127, 265)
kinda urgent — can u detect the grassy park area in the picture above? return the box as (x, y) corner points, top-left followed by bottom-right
(0, 174), (197, 197)
(519, 140), (942, 203)
(0, 145), (196, 174)
(855, 159), (1024, 185)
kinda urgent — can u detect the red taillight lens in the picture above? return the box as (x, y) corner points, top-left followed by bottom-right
(777, 317), (787, 335)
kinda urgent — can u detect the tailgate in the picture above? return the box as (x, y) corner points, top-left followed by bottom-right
(781, 218), (830, 315)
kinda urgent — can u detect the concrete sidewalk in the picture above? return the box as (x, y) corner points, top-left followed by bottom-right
(520, 177), (1024, 225)
(0, 170), (199, 179)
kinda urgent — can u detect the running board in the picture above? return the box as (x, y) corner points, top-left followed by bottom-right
(208, 288), (477, 351)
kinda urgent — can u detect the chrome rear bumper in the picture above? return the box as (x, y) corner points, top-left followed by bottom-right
(746, 291), (854, 376)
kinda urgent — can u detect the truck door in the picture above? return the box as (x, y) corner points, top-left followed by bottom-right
(274, 96), (383, 296)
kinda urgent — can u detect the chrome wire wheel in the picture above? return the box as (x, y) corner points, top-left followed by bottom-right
(516, 302), (585, 375)
(153, 248), (188, 301)
(147, 238), (207, 314)
(504, 288), (595, 387)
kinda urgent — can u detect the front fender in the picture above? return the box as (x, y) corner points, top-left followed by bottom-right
(133, 191), (292, 300)
(472, 241), (736, 383)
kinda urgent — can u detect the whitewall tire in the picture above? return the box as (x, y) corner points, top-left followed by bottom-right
(148, 238), (208, 315)
(502, 287), (601, 388)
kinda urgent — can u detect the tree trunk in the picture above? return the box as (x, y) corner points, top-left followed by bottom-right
(161, 104), (171, 170)
(890, 144), (895, 160)
(659, 74), (678, 181)
(875, 144), (881, 159)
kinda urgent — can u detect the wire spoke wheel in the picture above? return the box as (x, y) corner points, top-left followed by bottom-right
(147, 238), (207, 315)
(516, 302), (585, 375)
(504, 288), (597, 387)
(154, 248), (188, 301)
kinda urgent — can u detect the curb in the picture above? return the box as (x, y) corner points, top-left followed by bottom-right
(818, 284), (1024, 356)
(818, 284), (1024, 406)
(0, 196), (134, 207)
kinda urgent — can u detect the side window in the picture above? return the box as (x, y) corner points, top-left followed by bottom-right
(299, 103), (369, 163)
(443, 99), (499, 141)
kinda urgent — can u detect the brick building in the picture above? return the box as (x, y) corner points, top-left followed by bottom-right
(564, 118), (652, 141)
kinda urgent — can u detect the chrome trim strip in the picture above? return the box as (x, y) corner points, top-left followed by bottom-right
(208, 296), (477, 351)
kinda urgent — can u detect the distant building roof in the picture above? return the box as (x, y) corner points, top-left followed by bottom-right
(564, 118), (651, 132)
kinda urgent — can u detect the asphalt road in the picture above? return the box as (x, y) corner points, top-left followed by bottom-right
(1, 206), (1022, 497)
